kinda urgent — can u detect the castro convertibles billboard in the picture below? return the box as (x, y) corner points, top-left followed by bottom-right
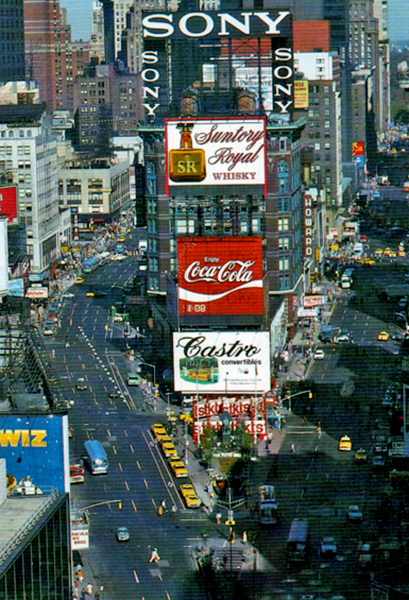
(173, 331), (270, 393)
(178, 237), (263, 316)
(0, 415), (66, 493)
(165, 117), (267, 194)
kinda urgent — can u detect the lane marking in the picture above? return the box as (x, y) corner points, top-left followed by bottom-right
(125, 481), (130, 491)
(131, 499), (137, 512)
(144, 479), (149, 489)
(112, 446), (117, 455)
(133, 570), (139, 584)
(118, 463), (123, 472)
(130, 444), (135, 453)
(136, 461), (141, 470)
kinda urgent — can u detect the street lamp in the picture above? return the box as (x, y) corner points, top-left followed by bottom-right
(142, 362), (156, 387)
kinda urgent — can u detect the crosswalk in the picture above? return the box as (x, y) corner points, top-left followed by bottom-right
(212, 546), (245, 571)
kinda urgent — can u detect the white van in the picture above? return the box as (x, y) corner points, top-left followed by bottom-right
(353, 242), (364, 257)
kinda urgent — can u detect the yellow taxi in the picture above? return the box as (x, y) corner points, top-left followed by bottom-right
(160, 439), (178, 458)
(75, 277), (84, 284)
(339, 435), (352, 452)
(180, 483), (201, 508)
(117, 236), (126, 242)
(86, 291), (95, 297)
(363, 258), (375, 266)
(398, 251), (406, 257)
(168, 456), (188, 478)
(354, 447), (368, 463)
(378, 330), (389, 341)
(151, 423), (168, 441)
(374, 248), (383, 256)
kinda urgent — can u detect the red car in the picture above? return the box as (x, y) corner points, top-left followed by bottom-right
(359, 235), (368, 243)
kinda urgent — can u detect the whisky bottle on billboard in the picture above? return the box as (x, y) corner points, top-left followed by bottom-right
(169, 122), (206, 182)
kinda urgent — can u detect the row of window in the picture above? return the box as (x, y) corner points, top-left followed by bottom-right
(0, 130), (32, 138)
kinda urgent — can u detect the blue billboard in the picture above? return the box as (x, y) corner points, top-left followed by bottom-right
(0, 414), (66, 494)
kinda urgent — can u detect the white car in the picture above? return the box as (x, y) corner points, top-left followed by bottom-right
(62, 292), (75, 299)
(347, 505), (363, 522)
(313, 349), (325, 360)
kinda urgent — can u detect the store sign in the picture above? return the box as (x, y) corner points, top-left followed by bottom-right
(25, 287), (49, 299)
(71, 530), (89, 550)
(166, 118), (266, 192)
(194, 397), (265, 419)
(304, 295), (325, 308)
(193, 420), (266, 435)
(178, 237), (263, 316)
(304, 194), (314, 256)
(173, 331), (270, 393)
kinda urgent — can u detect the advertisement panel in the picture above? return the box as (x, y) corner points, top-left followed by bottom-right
(0, 186), (18, 224)
(0, 218), (8, 296)
(294, 80), (309, 109)
(165, 117), (266, 193)
(0, 415), (66, 493)
(178, 237), (263, 316)
(352, 141), (365, 156)
(71, 530), (89, 550)
(173, 331), (270, 392)
(25, 287), (49, 299)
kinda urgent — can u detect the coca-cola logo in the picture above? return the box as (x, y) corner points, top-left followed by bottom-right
(184, 260), (255, 284)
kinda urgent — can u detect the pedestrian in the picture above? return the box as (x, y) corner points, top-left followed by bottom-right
(291, 442), (296, 454)
(161, 499), (167, 512)
(316, 426), (322, 439)
(157, 504), (163, 516)
(170, 504), (177, 517)
(80, 589), (86, 600)
(222, 554), (228, 568)
(215, 511), (222, 525)
(149, 548), (160, 563)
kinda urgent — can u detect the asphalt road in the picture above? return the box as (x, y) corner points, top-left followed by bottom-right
(45, 257), (209, 600)
(42, 227), (407, 600)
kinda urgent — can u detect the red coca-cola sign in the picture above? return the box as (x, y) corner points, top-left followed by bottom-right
(178, 238), (263, 315)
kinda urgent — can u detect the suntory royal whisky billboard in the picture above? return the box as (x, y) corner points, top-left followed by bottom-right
(177, 237), (264, 317)
(165, 117), (267, 193)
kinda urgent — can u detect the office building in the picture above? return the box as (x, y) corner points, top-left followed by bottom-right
(0, 0), (25, 84)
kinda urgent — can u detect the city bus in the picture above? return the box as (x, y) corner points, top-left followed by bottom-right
(287, 518), (309, 563)
(84, 440), (108, 475)
(82, 256), (101, 274)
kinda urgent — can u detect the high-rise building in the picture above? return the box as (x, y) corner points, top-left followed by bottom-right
(0, 0), (25, 84)
(0, 104), (67, 277)
(24, 0), (89, 114)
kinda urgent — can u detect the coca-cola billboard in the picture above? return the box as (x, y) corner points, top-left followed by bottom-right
(178, 237), (263, 316)
(165, 117), (266, 193)
(173, 330), (270, 393)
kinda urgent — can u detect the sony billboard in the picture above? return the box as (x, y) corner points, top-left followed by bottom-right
(178, 237), (264, 317)
(141, 9), (293, 121)
(173, 331), (270, 393)
(165, 117), (267, 193)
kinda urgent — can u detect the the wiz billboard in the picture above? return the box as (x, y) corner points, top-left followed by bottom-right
(0, 415), (66, 493)
(141, 9), (293, 121)
(178, 237), (264, 317)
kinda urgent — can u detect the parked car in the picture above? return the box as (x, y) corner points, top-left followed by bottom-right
(313, 349), (325, 360)
(378, 331), (389, 341)
(354, 448), (368, 463)
(372, 455), (387, 469)
(321, 536), (338, 556)
(180, 483), (201, 508)
(76, 377), (87, 391)
(43, 320), (56, 336)
(347, 505), (363, 522)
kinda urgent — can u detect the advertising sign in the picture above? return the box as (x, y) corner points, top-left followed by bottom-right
(294, 80), (309, 109)
(178, 237), (263, 316)
(0, 415), (65, 493)
(165, 118), (266, 193)
(25, 287), (49, 299)
(0, 186), (18, 224)
(0, 218), (8, 296)
(71, 529), (89, 550)
(352, 141), (365, 156)
(173, 331), (270, 393)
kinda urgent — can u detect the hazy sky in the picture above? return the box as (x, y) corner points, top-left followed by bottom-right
(61, 0), (409, 44)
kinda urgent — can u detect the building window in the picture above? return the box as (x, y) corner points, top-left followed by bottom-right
(279, 256), (290, 271)
(277, 158), (289, 192)
(278, 217), (289, 231)
(278, 236), (290, 250)
(277, 197), (289, 212)
(279, 274), (291, 290)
